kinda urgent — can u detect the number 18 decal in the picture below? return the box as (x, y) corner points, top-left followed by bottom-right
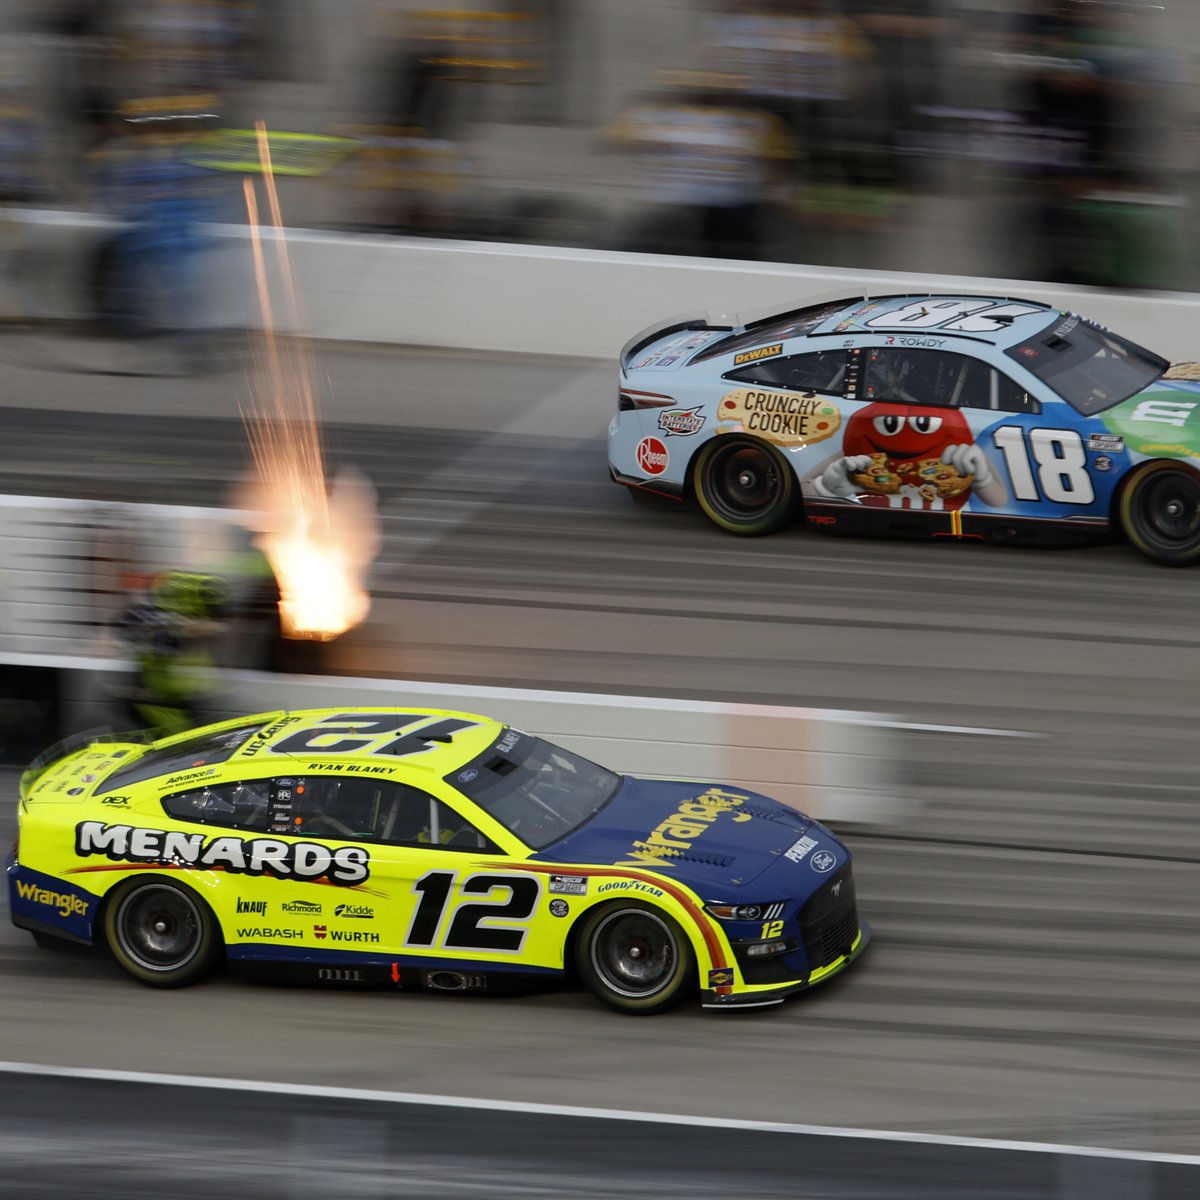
(406, 871), (541, 954)
(992, 426), (1095, 505)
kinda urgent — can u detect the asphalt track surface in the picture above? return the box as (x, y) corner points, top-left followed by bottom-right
(2, 329), (1200, 1193)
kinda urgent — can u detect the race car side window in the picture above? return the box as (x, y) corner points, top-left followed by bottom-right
(270, 776), (499, 852)
(162, 780), (272, 831)
(993, 371), (1041, 414)
(864, 349), (991, 409)
(725, 350), (848, 393)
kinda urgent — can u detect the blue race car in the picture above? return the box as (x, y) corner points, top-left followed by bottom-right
(608, 293), (1200, 564)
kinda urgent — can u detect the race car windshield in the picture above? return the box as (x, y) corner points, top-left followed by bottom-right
(1005, 316), (1167, 415)
(448, 729), (622, 850)
(95, 723), (263, 793)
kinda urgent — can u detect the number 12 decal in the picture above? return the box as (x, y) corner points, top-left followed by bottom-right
(992, 426), (1095, 505)
(406, 871), (541, 954)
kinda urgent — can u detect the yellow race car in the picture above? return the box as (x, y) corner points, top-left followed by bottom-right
(7, 707), (869, 1013)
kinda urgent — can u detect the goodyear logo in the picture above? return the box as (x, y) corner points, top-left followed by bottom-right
(615, 788), (748, 869)
(732, 343), (783, 366)
(15, 880), (89, 918)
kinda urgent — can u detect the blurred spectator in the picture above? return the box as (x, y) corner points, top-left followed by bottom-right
(1010, 0), (1188, 289)
(86, 94), (229, 367)
(0, 76), (48, 205)
(116, 570), (229, 735)
(700, 0), (872, 177)
(608, 72), (794, 260)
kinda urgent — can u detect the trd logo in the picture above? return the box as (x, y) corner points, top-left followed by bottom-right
(236, 899), (267, 915)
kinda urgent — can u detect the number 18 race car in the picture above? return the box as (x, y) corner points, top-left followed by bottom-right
(7, 707), (868, 1013)
(609, 292), (1200, 564)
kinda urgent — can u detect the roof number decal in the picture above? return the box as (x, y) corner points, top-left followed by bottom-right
(271, 713), (480, 758)
(865, 300), (1044, 334)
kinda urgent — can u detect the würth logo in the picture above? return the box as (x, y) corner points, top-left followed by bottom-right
(314, 925), (328, 940)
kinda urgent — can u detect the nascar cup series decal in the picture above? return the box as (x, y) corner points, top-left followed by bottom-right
(717, 389), (841, 447)
(70, 822), (370, 884)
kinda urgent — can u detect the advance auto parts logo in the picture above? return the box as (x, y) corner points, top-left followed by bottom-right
(717, 389), (841, 448)
(73, 822), (370, 885)
(635, 437), (669, 475)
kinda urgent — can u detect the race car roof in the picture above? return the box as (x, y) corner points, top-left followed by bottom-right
(813, 294), (1059, 348)
(93, 707), (504, 793)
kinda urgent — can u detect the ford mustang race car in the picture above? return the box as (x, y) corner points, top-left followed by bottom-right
(7, 707), (868, 1013)
(609, 292), (1200, 564)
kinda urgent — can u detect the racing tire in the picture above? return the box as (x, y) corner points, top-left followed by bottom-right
(693, 436), (798, 535)
(103, 879), (222, 988)
(575, 901), (696, 1015)
(1119, 461), (1200, 566)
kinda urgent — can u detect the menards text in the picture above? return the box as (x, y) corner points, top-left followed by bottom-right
(73, 822), (370, 884)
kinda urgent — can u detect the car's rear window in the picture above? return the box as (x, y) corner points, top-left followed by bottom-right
(95, 723), (263, 793)
(1005, 315), (1167, 415)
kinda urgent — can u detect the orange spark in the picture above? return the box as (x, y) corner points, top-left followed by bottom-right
(238, 122), (379, 640)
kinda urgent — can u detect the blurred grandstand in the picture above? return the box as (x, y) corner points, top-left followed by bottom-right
(0, 0), (1193, 290)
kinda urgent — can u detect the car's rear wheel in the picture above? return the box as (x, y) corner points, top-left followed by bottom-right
(694, 436), (798, 535)
(1119, 461), (1200, 565)
(104, 879), (221, 987)
(575, 901), (695, 1014)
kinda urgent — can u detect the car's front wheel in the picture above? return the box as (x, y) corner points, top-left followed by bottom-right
(1119, 461), (1200, 565)
(103, 879), (222, 987)
(693, 436), (798, 535)
(575, 901), (695, 1014)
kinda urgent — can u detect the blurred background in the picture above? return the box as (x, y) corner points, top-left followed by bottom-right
(0, 0), (1195, 290)
(4, 4), (1200, 1195)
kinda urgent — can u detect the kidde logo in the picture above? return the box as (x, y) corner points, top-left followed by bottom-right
(636, 437), (669, 475)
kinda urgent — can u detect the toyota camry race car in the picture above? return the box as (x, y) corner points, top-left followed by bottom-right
(609, 293), (1200, 564)
(7, 708), (868, 1013)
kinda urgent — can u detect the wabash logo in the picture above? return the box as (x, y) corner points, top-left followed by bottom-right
(635, 437), (669, 475)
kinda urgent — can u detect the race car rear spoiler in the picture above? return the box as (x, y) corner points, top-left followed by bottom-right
(619, 312), (733, 371)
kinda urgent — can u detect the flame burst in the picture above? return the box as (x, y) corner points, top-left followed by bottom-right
(239, 123), (379, 640)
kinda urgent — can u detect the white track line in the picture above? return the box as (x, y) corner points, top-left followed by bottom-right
(1, 1062), (1197, 1167)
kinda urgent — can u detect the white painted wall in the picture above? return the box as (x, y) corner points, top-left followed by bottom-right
(9, 210), (1200, 363)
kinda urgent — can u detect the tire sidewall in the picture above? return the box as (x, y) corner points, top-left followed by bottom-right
(693, 435), (798, 536)
(103, 878), (222, 988)
(1119, 461), (1200, 566)
(574, 900), (696, 1015)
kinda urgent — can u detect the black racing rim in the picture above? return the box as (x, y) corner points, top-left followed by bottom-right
(1134, 469), (1200, 548)
(115, 884), (203, 973)
(701, 440), (782, 522)
(590, 908), (678, 999)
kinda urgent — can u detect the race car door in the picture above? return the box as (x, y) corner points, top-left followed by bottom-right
(285, 774), (549, 977)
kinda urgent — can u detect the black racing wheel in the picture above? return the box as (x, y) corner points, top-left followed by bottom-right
(694, 436), (798, 535)
(1119, 461), (1200, 565)
(575, 901), (695, 1014)
(104, 879), (222, 987)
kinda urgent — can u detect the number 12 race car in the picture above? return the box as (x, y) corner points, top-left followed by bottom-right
(609, 292), (1200, 564)
(7, 707), (868, 1013)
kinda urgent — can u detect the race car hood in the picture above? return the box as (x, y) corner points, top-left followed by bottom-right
(533, 776), (842, 890)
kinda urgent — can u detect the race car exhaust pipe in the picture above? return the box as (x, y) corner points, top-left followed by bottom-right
(425, 970), (469, 991)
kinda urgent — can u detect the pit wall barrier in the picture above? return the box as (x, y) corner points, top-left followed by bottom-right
(7, 657), (905, 828)
(7, 208), (1200, 362)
